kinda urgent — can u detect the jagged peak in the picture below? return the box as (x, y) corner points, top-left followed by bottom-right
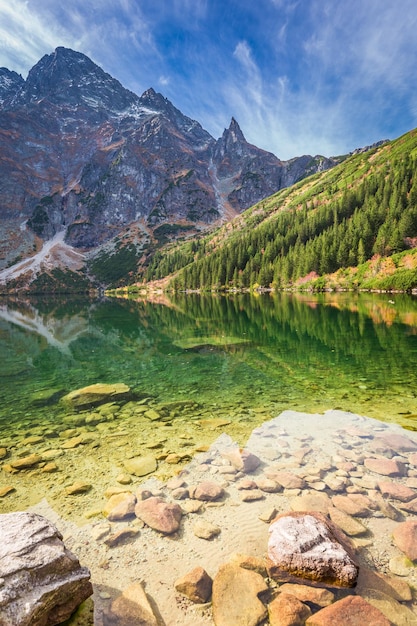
(27, 47), (96, 79)
(0, 67), (23, 79)
(141, 87), (157, 98)
(18, 46), (137, 111)
(138, 87), (211, 142)
(229, 117), (242, 131)
(139, 87), (172, 112)
(223, 117), (246, 144)
(0, 67), (25, 106)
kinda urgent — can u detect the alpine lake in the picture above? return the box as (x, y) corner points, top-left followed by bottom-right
(1, 290), (417, 520)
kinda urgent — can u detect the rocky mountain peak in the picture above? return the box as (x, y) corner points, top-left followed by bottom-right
(214, 117), (257, 162)
(17, 46), (137, 111)
(138, 87), (213, 147)
(0, 67), (24, 106)
(227, 117), (246, 143)
(139, 87), (171, 114)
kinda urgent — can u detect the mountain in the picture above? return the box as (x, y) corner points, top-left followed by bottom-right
(0, 47), (343, 292)
(142, 129), (417, 293)
(0, 68), (24, 105)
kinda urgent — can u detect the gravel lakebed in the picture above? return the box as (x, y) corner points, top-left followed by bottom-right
(2, 408), (417, 625)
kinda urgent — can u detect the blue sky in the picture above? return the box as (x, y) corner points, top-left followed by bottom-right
(1, 0), (417, 160)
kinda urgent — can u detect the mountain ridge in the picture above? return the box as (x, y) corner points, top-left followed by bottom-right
(140, 129), (417, 294)
(0, 47), (353, 292)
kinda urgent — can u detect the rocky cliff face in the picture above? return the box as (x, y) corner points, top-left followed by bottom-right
(0, 47), (342, 289)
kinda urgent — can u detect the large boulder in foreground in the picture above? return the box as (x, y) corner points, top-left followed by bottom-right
(61, 382), (132, 409)
(0, 511), (93, 626)
(267, 511), (359, 588)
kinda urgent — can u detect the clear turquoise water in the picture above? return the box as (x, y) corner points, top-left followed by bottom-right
(1, 291), (417, 438)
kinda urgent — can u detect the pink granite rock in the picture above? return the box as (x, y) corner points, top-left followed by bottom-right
(174, 566), (213, 603)
(364, 458), (405, 477)
(269, 471), (306, 490)
(378, 481), (416, 502)
(331, 494), (372, 517)
(268, 592), (312, 626)
(305, 595), (390, 625)
(267, 511), (359, 588)
(375, 433), (417, 453)
(392, 520), (417, 560)
(189, 480), (225, 501)
(278, 583), (334, 607)
(237, 479), (258, 490)
(255, 477), (281, 493)
(134, 496), (182, 534)
(398, 497), (417, 514)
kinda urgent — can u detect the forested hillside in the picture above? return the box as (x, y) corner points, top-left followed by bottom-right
(139, 129), (417, 292)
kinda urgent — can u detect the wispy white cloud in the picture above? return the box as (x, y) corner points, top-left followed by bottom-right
(215, 0), (417, 158)
(233, 41), (263, 108)
(171, 0), (208, 25)
(0, 1), (71, 75)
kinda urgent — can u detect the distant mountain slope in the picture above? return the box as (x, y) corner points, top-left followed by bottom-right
(0, 47), (343, 292)
(141, 129), (417, 293)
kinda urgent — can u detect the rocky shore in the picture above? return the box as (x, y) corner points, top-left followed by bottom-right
(2, 408), (417, 625)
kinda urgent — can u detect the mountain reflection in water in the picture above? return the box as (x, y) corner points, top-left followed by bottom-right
(0, 292), (417, 436)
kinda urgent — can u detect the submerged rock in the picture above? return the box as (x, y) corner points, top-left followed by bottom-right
(364, 458), (405, 477)
(356, 567), (412, 602)
(268, 592), (312, 626)
(107, 581), (158, 626)
(174, 566), (213, 603)
(65, 481), (92, 495)
(378, 481), (416, 502)
(328, 508), (368, 537)
(189, 480), (225, 501)
(375, 433), (417, 453)
(278, 583), (334, 608)
(212, 562), (268, 626)
(221, 448), (261, 473)
(392, 520), (417, 561)
(135, 496), (182, 534)
(10, 453), (42, 469)
(104, 492), (137, 521)
(193, 519), (221, 540)
(360, 588), (417, 624)
(123, 455), (157, 477)
(305, 595), (390, 625)
(267, 511), (359, 587)
(103, 528), (140, 547)
(0, 511), (92, 626)
(0, 485), (15, 497)
(61, 383), (132, 410)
